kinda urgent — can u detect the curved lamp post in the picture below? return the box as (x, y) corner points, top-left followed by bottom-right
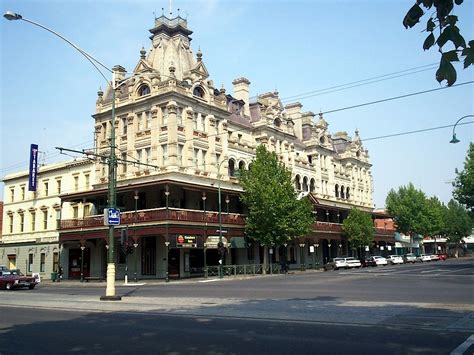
(450, 115), (474, 144)
(4, 11), (121, 301)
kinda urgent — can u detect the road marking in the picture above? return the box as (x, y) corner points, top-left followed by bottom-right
(442, 268), (473, 274)
(450, 334), (474, 355)
(198, 279), (221, 283)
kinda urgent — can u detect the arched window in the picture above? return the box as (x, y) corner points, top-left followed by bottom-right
(238, 161), (246, 170)
(320, 136), (325, 144)
(248, 163), (253, 171)
(341, 185), (345, 199)
(335, 184), (339, 198)
(228, 159), (235, 177)
(346, 187), (350, 200)
(303, 177), (309, 192)
(138, 84), (150, 96)
(193, 86), (205, 98)
(310, 178), (315, 192)
(295, 175), (301, 191)
(274, 118), (281, 127)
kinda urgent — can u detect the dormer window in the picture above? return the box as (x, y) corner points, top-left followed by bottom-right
(138, 84), (150, 96)
(274, 118), (281, 127)
(320, 136), (325, 144)
(193, 86), (205, 98)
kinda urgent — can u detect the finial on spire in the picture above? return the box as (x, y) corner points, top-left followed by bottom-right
(140, 46), (146, 59)
(97, 87), (103, 97)
(220, 84), (226, 95)
(196, 47), (202, 61)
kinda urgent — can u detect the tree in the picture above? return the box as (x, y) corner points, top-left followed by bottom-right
(425, 196), (447, 236)
(342, 207), (374, 257)
(403, 0), (473, 86)
(453, 143), (474, 213)
(385, 183), (430, 236)
(239, 145), (313, 270)
(444, 199), (472, 257)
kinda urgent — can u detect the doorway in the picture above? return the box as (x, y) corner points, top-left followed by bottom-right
(68, 248), (90, 279)
(168, 248), (180, 279)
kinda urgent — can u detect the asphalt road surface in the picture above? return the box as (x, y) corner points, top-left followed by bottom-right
(0, 257), (473, 354)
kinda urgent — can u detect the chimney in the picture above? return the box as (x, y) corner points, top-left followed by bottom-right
(285, 102), (303, 140)
(232, 77), (251, 117)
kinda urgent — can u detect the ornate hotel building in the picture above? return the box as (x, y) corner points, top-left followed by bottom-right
(1, 14), (394, 280)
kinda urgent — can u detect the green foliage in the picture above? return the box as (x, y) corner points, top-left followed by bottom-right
(239, 145), (313, 247)
(386, 183), (430, 235)
(425, 196), (447, 236)
(403, 0), (473, 86)
(453, 143), (474, 213)
(342, 208), (375, 249)
(444, 199), (472, 244)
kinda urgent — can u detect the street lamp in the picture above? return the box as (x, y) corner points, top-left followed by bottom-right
(80, 244), (86, 282)
(164, 241), (170, 282)
(217, 158), (227, 278)
(4, 11), (122, 301)
(165, 187), (170, 282)
(450, 115), (474, 144)
(313, 243), (319, 269)
(203, 242), (208, 278)
(133, 241), (139, 283)
(299, 243), (305, 271)
(133, 192), (139, 282)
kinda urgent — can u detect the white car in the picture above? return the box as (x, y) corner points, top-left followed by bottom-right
(344, 257), (362, 268)
(417, 254), (432, 262)
(370, 256), (388, 266)
(387, 255), (404, 265)
(430, 254), (440, 261)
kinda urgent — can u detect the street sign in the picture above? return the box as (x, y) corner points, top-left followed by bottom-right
(104, 208), (121, 226)
(205, 236), (228, 249)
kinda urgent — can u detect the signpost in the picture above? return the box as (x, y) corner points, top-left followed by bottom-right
(176, 235), (197, 248)
(104, 208), (121, 226)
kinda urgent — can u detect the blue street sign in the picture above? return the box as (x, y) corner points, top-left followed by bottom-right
(104, 208), (121, 226)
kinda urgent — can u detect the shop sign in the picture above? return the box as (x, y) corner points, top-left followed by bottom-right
(205, 236), (228, 249)
(176, 235), (197, 248)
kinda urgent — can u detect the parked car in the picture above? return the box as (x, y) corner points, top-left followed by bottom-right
(369, 256), (388, 266)
(403, 254), (417, 263)
(324, 258), (347, 271)
(0, 269), (38, 290)
(386, 255), (403, 265)
(430, 254), (440, 261)
(324, 257), (361, 271)
(360, 257), (377, 267)
(416, 254), (432, 262)
(437, 253), (448, 261)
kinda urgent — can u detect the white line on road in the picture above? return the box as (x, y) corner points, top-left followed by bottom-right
(442, 268), (473, 274)
(198, 279), (221, 283)
(450, 334), (474, 355)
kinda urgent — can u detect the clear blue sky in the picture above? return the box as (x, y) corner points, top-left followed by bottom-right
(1, 0), (473, 208)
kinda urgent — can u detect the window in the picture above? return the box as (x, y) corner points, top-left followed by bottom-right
(193, 86), (205, 98)
(162, 144), (168, 163)
(136, 149), (142, 163)
(53, 252), (59, 273)
(102, 122), (107, 140)
(43, 210), (48, 230)
(308, 155), (313, 164)
(20, 186), (25, 200)
(73, 206), (79, 219)
(44, 181), (49, 197)
(138, 84), (150, 96)
(178, 144), (183, 165)
(31, 212), (36, 231)
(144, 147), (151, 164)
(194, 149), (199, 168)
(57, 179), (62, 194)
(228, 159), (235, 176)
(9, 215), (13, 233)
(74, 176), (79, 191)
(202, 150), (207, 170)
(137, 114), (143, 131)
(10, 188), (14, 202)
(346, 187), (350, 200)
(121, 117), (127, 135)
(85, 174), (90, 189)
(56, 210), (61, 229)
(162, 107), (168, 125)
(122, 153), (127, 173)
(84, 204), (91, 217)
(335, 184), (339, 198)
(145, 111), (152, 129)
(28, 254), (34, 273)
(19, 213), (24, 232)
(40, 253), (45, 272)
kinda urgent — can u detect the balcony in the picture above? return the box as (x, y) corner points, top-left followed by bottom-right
(60, 207), (245, 230)
(314, 221), (343, 232)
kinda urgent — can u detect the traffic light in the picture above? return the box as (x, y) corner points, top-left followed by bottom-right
(120, 228), (128, 246)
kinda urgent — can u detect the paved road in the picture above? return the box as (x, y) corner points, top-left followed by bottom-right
(0, 258), (473, 354)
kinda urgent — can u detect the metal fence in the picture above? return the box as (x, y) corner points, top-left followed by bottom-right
(206, 263), (284, 277)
